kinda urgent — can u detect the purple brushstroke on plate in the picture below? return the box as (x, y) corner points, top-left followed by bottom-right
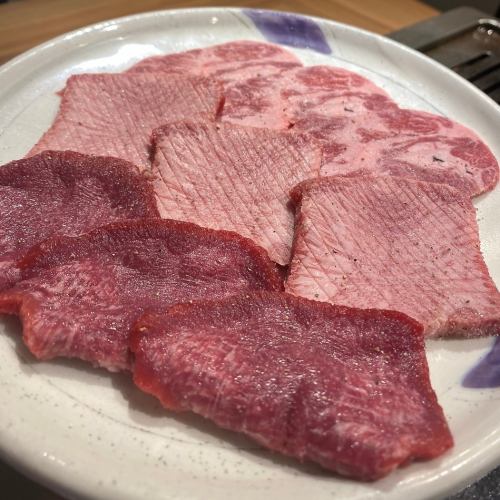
(244, 9), (331, 54)
(462, 338), (500, 388)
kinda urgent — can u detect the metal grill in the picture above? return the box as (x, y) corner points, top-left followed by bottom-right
(389, 7), (500, 104)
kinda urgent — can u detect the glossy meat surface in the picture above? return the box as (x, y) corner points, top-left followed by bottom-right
(152, 120), (321, 264)
(131, 291), (453, 480)
(128, 40), (302, 129)
(0, 220), (282, 370)
(29, 73), (223, 169)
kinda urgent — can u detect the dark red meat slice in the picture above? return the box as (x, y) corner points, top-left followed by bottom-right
(0, 150), (158, 291)
(131, 291), (453, 480)
(152, 120), (322, 265)
(128, 40), (303, 129)
(286, 175), (500, 337)
(28, 73), (223, 169)
(0, 220), (282, 371)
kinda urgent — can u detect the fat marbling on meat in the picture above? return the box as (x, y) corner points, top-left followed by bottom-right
(128, 40), (303, 129)
(29, 73), (223, 169)
(152, 120), (322, 265)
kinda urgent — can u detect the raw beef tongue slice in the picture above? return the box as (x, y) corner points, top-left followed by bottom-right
(284, 66), (499, 196)
(286, 175), (500, 337)
(128, 40), (303, 130)
(295, 95), (498, 196)
(220, 64), (391, 132)
(130, 39), (497, 194)
(131, 291), (453, 481)
(0, 150), (159, 292)
(222, 61), (498, 195)
(151, 120), (322, 265)
(0, 219), (282, 371)
(28, 73), (223, 169)
(127, 40), (302, 82)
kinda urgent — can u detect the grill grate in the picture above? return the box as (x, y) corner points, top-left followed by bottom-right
(389, 7), (500, 104)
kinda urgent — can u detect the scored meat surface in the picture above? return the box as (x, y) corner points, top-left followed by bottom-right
(152, 120), (322, 265)
(286, 175), (500, 337)
(128, 40), (303, 129)
(28, 73), (223, 169)
(0, 219), (282, 371)
(0, 151), (159, 292)
(128, 41), (498, 194)
(131, 291), (453, 481)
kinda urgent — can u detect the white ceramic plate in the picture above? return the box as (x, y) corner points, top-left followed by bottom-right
(0, 8), (499, 500)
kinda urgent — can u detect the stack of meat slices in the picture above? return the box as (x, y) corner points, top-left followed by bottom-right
(1, 40), (499, 481)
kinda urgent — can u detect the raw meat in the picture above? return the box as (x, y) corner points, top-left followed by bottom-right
(152, 120), (322, 265)
(223, 63), (499, 196)
(128, 40), (302, 81)
(286, 175), (500, 337)
(131, 291), (453, 480)
(223, 64), (391, 131)
(0, 219), (282, 371)
(128, 40), (303, 129)
(0, 151), (158, 292)
(285, 68), (498, 195)
(29, 73), (223, 169)
(129, 41), (498, 194)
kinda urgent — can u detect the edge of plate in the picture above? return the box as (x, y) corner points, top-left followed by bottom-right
(0, 7), (499, 500)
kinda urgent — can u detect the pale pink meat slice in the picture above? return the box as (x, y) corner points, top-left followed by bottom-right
(151, 120), (322, 265)
(285, 66), (499, 195)
(28, 73), (223, 169)
(286, 175), (500, 337)
(223, 64), (392, 133)
(128, 40), (303, 129)
(0, 219), (282, 371)
(226, 62), (498, 195)
(128, 40), (302, 81)
(131, 291), (453, 480)
(130, 41), (498, 194)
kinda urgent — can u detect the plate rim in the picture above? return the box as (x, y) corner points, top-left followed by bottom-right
(1, 6), (499, 114)
(0, 7), (499, 500)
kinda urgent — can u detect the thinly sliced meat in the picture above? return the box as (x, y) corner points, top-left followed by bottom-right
(225, 63), (498, 195)
(131, 291), (453, 481)
(28, 74), (223, 169)
(129, 40), (498, 193)
(220, 64), (390, 132)
(0, 219), (282, 371)
(128, 41), (303, 129)
(221, 73), (292, 129)
(128, 40), (302, 81)
(0, 151), (158, 292)
(286, 175), (500, 337)
(289, 81), (498, 195)
(152, 120), (322, 265)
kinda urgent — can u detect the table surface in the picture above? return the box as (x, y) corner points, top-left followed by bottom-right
(3, 1), (490, 499)
(0, 0), (439, 64)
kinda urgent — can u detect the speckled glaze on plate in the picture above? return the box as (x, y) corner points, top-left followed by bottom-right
(0, 8), (499, 500)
